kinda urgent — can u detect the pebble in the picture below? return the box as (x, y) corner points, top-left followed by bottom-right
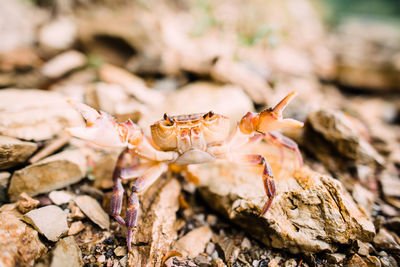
(41, 50), (86, 79)
(16, 192), (40, 213)
(39, 17), (77, 51)
(49, 190), (74, 205)
(0, 172), (10, 187)
(252, 260), (260, 267)
(0, 136), (37, 170)
(206, 215), (218, 226)
(173, 225), (212, 258)
(241, 237), (252, 251)
(97, 255), (106, 263)
(114, 246), (127, 257)
(23, 205), (68, 242)
(206, 242), (215, 255)
(68, 221), (85, 235)
(119, 256), (128, 267)
(50, 236), (83, 267)
(74, 195), (110, 229)
(69, 202), (85, 219)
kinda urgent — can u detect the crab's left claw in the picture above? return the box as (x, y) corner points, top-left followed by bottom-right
(256, 91), (303, 133)
(67, 100), (125, 148)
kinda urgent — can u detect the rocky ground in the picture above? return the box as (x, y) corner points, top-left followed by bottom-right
(0, 0), (400, 266)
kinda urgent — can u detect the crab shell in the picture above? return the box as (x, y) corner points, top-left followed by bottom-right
(150, 112), (230, 151)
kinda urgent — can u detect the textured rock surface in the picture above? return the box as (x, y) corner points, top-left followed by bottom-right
(23, 205), (69, 242)
(0, 89), (83, 141)
(74, 195), (110, 230)
(172, 226), (212, 258)
(16, 192), (40, 213)
(0, 135), (37, 169)
(0, 204), (46, 266)
(8, 149), (86, 201)
(189, 153), (375, 254)
(50, 236), (83, 267)
(303, 110), (384, 171)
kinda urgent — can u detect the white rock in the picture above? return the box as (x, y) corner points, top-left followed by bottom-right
(39, 17), (77, 51)
(23, 205), (69, 242)
(41, 50), (86, 79)
(49, 191), (74, 205)
(74, 195), (110, 229)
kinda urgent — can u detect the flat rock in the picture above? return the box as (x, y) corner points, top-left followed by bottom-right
(172, 225), (212, 258)
(8, 149), (86, 201)
(23, 205), (69, 242)
(188, 146), (375, 254)
(74, 195), (110, 229)
(303, 110), (384, 171)
(50, 236), (83, 267)
(0, 89), (83, 141)
(0, 204), (46, 266)
(0, 135), (37, 169)
(41, 50), (86, 79)
(49, 190), (74, 205)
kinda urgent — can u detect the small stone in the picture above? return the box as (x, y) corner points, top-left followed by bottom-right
(69, 202), (85, 219)
(23, 205), (69, 242)
(212, 258), (226, 267)
(194, 254), (211, 266)
(0, 204), (46, 266)
(206, 242), (215, 255)
(68, 221), (85, 236)
(380, 171), (400, 198)
(97, 255), (106, 263)
(0, 136), (37, 169)
(41, 50), (86, 79)
(49, 190), (74, 205)
(252, 260), (260, 267)
(39, 17), (77, 51)
(346, 254), (368, 267)
(114, 246), (127, 257)
(0, 172), (10, 187)
(357, 240), (373, 256)
(373, 228), (400, 253)
(50, 236), (83, 267)
(284, 259), (297, 267)
(74, 195), (110, 229)
(206, 215), (218, 226)
(16, 192), (40, 214)
(379, 255), (397, 267)
(241, 237), (252, 251)
(119, 256), (128, 267)
(365, 256), (381, 267)
(173, 225), (212, 258)
(384, 217), (400, 232)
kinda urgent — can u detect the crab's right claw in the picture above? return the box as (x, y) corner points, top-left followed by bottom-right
(67, 100), (125, 148)
(256, 91), (304, 133)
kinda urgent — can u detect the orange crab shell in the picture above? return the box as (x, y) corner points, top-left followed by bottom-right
(150, 112), (230, 151)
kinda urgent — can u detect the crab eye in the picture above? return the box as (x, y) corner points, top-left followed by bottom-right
(163, 113), (174, 126)
(203, 111), (215, 120)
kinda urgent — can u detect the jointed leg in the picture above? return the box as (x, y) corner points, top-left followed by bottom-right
(264, 131), (303, 167)
(228, 153), (276, 215)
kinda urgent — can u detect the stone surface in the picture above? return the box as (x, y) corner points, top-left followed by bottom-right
(188, 146), (375, 254)
(0, 89), (83, 141)
(0, 204), (46, 266)
(0, 135), (37, 169)
(68, 221), (85, 236)
(373, 228), (400, 253)
(380, 171), (400, 198)
(16, 192), (40, 214)
(172, 225), (212, 258)
(74, 195), (110, 229)
(0, 171), (10, 187)
(49, 190), (74, 205)
(8, 149), (86, 201)
(41, 50), (86, 79)
(23, 205), (69, 242)
(50, 236), (83, 267)
(346, 254), (368, 267)
(39, 17), (77, 51)
(303, 110), (384, 171)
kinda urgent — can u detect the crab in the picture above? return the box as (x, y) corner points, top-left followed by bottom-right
(67, 91), (303, 252)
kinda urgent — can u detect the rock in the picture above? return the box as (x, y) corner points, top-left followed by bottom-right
(23, 205), (69, 242)
(16, 192), (40, 214)
(164, 256), (198, 267)
(384, 217), (400, 232)
(91, 149), (121, 189)
(68, 221), (85, 236)
(114, 246), (127, 257)
(50, 236), (83, 267)
(0, 135), (37, 169)
(365, 256), (381, 267)
(241, 237), (252, 251)
(352, 183), (375, 215)
(0, 204), (46, 266)
(346, 254), (368, 267)
(0, 171), (10, 187)
(0, 89), (83, 141)
(49, 190), (74, 205)
(215, 237), (240, 263)
(173, 226), (212, 258)
(189, 149), (375, 254)
(8, 149), (86, 201)
(380, 171), (400, 198)
(74, 195), (110, 229)
(373, 228), (400, 253)
(326, 253), (346, 264)
(41, 50), (86, 79)
(68, 201), (85, 220)
(39, 17), (77, 52)
(303, 110), (384, 171)
(357, 240), (373, 256)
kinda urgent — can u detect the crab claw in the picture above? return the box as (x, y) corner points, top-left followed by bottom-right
(67, 100), (125, 148)
(256, 91), (304, 133)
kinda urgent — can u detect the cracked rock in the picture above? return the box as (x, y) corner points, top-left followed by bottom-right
(0, 135), (37, 169)
(8, 149), (86, 201)
(188, 150), (375, 254)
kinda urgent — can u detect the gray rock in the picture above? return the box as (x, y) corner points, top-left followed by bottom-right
(50, 236), (83, 267)
(8, 149), (86, 201)
(74, 195), (110, 229)
(23, 205), (69, 242)
(303, 110), (384, 171)
(189, 159), (375, 254)
(0, 135), (37, 169)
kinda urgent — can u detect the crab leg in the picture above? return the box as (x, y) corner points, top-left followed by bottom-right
(228, 153), (276, 215)
(126, 163), (168, 252)
(264, 131), (303, 167)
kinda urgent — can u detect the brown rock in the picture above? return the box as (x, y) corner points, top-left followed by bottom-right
(8, 149), (86, 201)
(189, 150), (375, 254)
(49, 190), (74, 205)
(172, 226), (212, 258)
(0, 171), (10, 187)
(74, 195), (110, 229)
(0, 204), (46, 266)
(373, 228), (400, 253)
(69, 202), (86, 220)
(0, 135), (37, 169)
(68, 221), (85, 236)
(23, 205), (69, 242)
(16, 192), (40, 214)
(346, 254), (368, 267)
(380, 171), (400, 198)
(0, 89), (83, 141)
(50, 236), (83, 267)
(303, 110), (384, 171)
(39, 17), (77, 52)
